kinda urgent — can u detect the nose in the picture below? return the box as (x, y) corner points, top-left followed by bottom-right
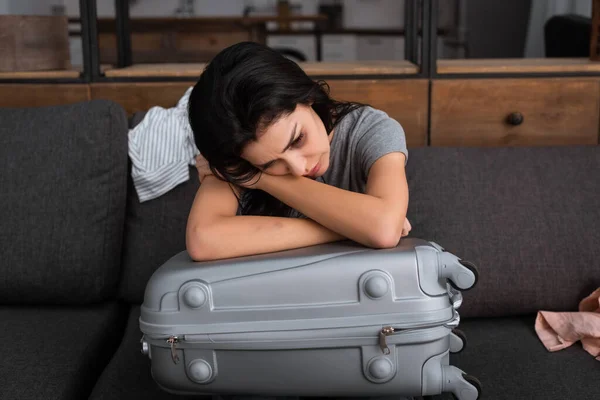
(286, 154), (307, 177)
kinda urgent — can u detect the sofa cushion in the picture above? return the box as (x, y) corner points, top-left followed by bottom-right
(0, 303), (127, 400)
(406, 146), (600, 318)
(0, 100), (129, 304)
(119, 167), (199, 304)
(439, 315), (600, 400)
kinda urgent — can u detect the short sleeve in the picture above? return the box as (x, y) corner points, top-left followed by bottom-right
(355, 109), (408, 177)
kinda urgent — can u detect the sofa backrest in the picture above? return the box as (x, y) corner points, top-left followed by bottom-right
(0, 100), (129, 305)
(118, 164), (199, 304)
(406, 145), (600, 318)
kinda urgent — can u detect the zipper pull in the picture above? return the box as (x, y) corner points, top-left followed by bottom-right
(167, 336), (180, 364)
(379, 326), (395, 354)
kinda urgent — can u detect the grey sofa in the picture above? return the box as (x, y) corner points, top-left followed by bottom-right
(0, 99), (598, 400)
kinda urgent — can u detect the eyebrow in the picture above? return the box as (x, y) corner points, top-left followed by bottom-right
(257, 122), (297, 169)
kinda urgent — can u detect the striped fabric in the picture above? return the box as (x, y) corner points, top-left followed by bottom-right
(128, 87), (200, 202)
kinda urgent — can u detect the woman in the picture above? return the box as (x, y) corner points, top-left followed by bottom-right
(186, 41), (411, 262)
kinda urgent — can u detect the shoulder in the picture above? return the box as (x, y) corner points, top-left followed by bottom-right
(337, 105), (405, 145)
(336, 106), (408, 173)
(338, 106), (405, 139)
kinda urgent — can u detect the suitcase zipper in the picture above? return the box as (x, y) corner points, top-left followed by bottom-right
(379, 310), (459, 354)
(167, 336), (180, 364)
(160, 310), (459, 358)
(379, 327), (395, 354)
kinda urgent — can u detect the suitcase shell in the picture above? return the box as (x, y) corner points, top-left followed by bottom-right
(140, 238), (481, 399)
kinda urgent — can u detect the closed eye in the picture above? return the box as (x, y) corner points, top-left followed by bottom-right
(291, 132), (305, 147)
(258, 131), (304, 170)
(260, 161), (275, 170)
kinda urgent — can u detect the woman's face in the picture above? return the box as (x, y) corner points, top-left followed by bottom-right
(241, 104), (332, 178)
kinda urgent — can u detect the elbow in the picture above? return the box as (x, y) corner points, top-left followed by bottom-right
(368, 215), (403, 249)
(186, 224), (219, 262)
(187, 243), (212, 262)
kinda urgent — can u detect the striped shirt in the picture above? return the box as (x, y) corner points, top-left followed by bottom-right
(128, 87), (199, 202)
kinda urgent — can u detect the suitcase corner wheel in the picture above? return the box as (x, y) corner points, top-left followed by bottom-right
(442, 369), (482, 400)
(422, 373), (482, 400)
(425, 241), (480, 291)
(452, 260), (479, 291)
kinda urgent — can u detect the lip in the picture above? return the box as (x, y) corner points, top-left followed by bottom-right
(309, 163), (320, 177)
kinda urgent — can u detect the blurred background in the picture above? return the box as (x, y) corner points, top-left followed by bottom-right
(0, 0), (594, 72)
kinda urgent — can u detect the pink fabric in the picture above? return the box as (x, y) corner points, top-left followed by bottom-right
(535, 287), (600, 361)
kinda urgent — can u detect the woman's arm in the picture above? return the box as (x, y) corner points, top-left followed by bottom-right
(255, 152), (409, 248)
(186, 175), (344, 261)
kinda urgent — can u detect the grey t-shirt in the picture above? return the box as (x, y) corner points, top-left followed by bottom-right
(318, 105), (408, 194)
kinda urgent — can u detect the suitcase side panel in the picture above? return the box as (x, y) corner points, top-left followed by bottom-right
(140, 245), (453, 335)
(143, 239), (434, 311)
(148, 332), (449, 397)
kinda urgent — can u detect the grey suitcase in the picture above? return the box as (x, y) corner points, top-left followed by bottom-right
(140, 238), (481, 399)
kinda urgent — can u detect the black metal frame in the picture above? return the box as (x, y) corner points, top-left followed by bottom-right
(79, 0), (93, 82)
(85, 0), (102, 81)
(422, 0), (438, 79)
(3, 0), (600, 84)
(115, 0), (133, 68)
(404, 0), (419, 65)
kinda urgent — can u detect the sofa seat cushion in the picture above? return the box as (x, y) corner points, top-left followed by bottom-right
(0, 303), (126, 400)
(90, 307), (600, 400)
(89, 309), (600, 400)
(88, 306), (210, 400)
(0, 100), (129, 304)
(440, 315), (600, 400)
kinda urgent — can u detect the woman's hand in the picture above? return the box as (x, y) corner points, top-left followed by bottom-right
(195, 154), (214, 184)
(401, 218), (412, 237)
(195, 154), (261, 193)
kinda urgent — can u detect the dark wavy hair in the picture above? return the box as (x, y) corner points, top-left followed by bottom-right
(188, 41), (365, 217)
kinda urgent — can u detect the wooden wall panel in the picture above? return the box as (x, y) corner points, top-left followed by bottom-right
(90, 79), (429, 147)
(431, 78), (600, 146)
(0, 84), (90, 108)
(90, 82), (195, 115)
(0, 16), (70, 72)
(326, 79), (429, 147)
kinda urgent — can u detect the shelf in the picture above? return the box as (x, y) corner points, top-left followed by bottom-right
(437, 58), (600, 74)
(90, 15), (328, 32)
(104, 61), (419, 78)
(302, 61), (418, 75)
(267, 28), (449, 36)
(0, 69), (81, 79)
(104, 64), (204, 78)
